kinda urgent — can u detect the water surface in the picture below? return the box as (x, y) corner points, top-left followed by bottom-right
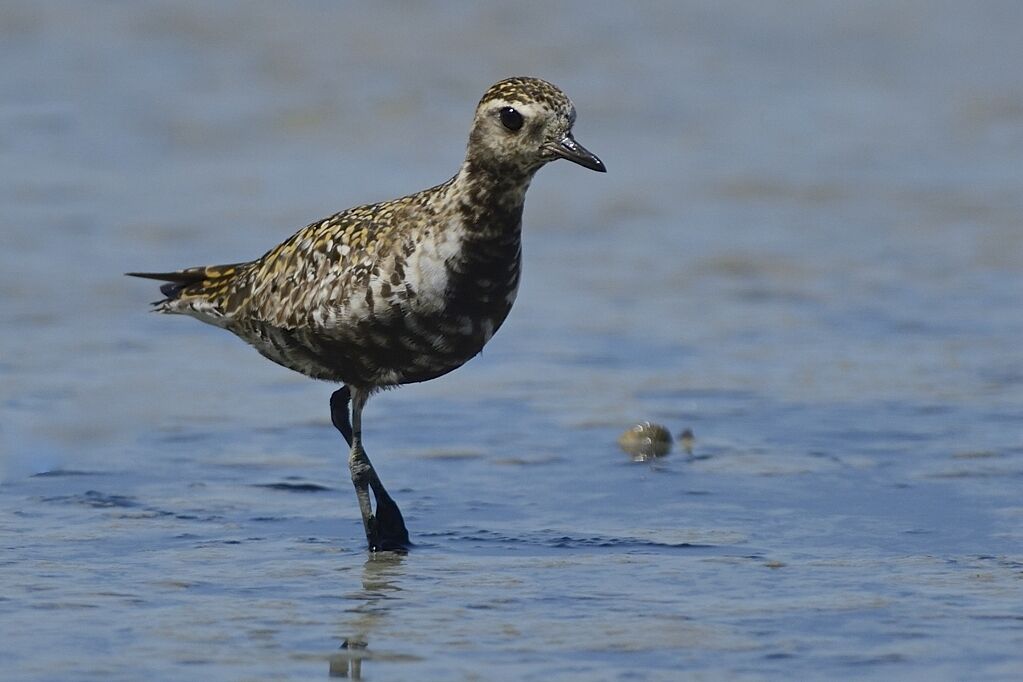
(2, 2), (1022, 679)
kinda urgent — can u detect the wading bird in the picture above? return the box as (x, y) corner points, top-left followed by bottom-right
(129, 77), (605, 550)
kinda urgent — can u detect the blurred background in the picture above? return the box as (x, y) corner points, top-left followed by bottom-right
(1, 2), (1021, 679)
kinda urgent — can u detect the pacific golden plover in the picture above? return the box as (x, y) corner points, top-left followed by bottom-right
(129, 76), (605, 551)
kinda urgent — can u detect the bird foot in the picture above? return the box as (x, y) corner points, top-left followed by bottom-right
(368, 491), (411, 552)
(350, 444), (411, 552)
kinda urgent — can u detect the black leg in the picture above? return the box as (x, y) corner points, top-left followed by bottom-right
(367, 478), (410, 551)
(330, 386), (354, 447)
(331, 386), (410, 552)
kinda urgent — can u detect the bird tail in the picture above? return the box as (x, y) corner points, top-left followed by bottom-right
(126, 263), (247, 313)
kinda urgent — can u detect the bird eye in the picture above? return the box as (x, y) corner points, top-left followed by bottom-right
(499, 107), (524, 132)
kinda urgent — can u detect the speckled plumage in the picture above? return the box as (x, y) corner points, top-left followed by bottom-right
(131, 77), (604, 391)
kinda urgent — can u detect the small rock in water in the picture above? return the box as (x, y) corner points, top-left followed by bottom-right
(678, 428), (695, 455)
(617, 421), (673, 461)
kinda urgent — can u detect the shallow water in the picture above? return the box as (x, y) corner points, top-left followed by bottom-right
(2, 2), (1022, 679)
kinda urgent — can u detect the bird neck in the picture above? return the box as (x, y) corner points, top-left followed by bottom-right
(449, 157), (538, 238)
(433, 158), (528, 325)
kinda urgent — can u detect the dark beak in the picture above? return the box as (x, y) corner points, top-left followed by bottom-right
(552, 133), (606, 172)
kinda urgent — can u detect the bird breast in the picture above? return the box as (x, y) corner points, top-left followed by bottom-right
(402, 220), (466, 313)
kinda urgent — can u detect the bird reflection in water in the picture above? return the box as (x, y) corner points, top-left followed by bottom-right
(329, 551), (408, 679)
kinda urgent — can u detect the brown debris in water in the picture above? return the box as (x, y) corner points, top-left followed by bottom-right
(617, 422), (673, 461)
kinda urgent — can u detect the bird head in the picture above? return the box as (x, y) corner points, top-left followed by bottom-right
(466, 76), (605, 176)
